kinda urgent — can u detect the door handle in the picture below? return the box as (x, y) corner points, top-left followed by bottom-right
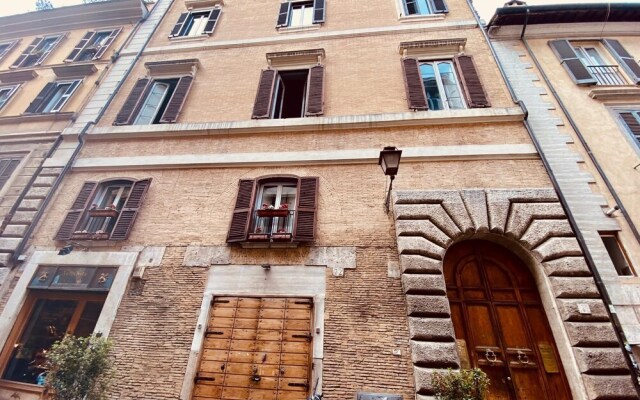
(485, 348), (498, 364)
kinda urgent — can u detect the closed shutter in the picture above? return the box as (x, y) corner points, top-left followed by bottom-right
(603, 39), (640, 85)
(114, 78), (150, 125)
(11, 37), (42, 68)
(25, 82), (56, 114)
(110, 178), (152, 241)
(431, 0), (448, 13)
(0, 40), (20, 62)
(276, 2), (292, 27)
(159, 76), (193, 123)
(65, 31), (95, 62)
(203, 9), (222, 34)
(0, 159), (21, 190)
(454, 55), (490, 108)
(55, 181), (97, 241)
(93, 28), (122, 60)
(305, 65), (324, 116)
(227, 180), (256, 243)
(36, 34), (64, 65)
(170, 12), (189, 37)
(252, 69), (277, 119)
(402, 58), (428, 110)
(313, 0), (325, 23)
(293, 177), (318, 242)
(548, 40), (597, 85)
(620, 112), (640, 145)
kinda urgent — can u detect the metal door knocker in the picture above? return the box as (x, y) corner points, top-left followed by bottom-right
(517, 350), (529, 365)
(252, 366), (261, 382)
(485, 349), (497, 364)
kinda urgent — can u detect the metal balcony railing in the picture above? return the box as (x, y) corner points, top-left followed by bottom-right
(249, 209), (295, 240)
(587, 65), (627, 85)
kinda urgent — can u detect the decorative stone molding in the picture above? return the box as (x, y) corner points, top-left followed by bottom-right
(393, 188), (637, 399)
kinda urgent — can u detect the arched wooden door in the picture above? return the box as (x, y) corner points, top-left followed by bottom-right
(444, 240), (572, 400)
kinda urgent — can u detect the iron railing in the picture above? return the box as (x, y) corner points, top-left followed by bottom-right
(249, 209), (295, 240)
(587, 65), (627, 85)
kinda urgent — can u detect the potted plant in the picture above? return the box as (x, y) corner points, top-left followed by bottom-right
(88, 204), (119, 218)
(256, 203), (289, 218)
(432, 368), (489, 400)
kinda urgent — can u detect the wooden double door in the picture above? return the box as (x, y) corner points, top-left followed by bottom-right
(444, 240), (572, 400)
(193, 297), (313, 400)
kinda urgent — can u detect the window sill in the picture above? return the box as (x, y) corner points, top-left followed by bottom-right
(398, 13), (445, 23)
(277, 24), (321, 34)
(0, 111), (75, 124)
(240, 240), (300, 249)
(71, 232), (111, 241)
(184, 0), (223, 8)
(588, 86), (640, 101)
(169, 34), (211, 43)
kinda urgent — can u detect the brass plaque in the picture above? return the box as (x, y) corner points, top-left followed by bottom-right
(538, 343), (559, 373)
(457, 339), (471, 369)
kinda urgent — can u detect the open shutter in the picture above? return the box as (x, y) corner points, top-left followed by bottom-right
(114, 78), (150, 125)
(276, 2), (292, 27)
(305, 65), (324, 116)
(36, 34), (64, 65)
(0, 40), (20, 61)
(402, 58), (428, 110)
(293, 177), (318, 242)
(313, 0), (325, 23)
(548, 40), (597, 85)
(55, 181), (97, 241)
(227, 180), (256, 243)
(603, 39), (640, 85)
(159, 75), (193, 123)
(620, 112), (640, 143)
(431, 0), (448, 13)
(454, 55), (490, 108)
(11, 37), (42, 68)
(252, 69), (277, 119)
(93, 28), (122, 60)
(110, 179), (152, 241)
(170, 12), (189, 37)
(0, 159), (21, 189)
(203, 9), (222, 34)
(65, 31), (94, 62)
(25, 82), (56, 114)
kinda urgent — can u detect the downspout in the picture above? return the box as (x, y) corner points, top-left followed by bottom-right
(469, 1), (640, 394)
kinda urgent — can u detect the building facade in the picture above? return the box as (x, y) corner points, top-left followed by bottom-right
(0, 0), (636, 399)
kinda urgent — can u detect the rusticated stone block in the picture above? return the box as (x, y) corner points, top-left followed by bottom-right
(413, 366), (438, 394)
(533, 237), (582, 261)
(397, 236), (445, 260)
(518, 219), (573, 249)
(549, 277), (600, 299)
(408, 317), (456, 342)
(17, 198), (43, 211)
(2, 225), (27, 238)
(0, 254), (11, 268)
(411, 341), (459, 368)
(396, 220), (452, 248)
(402, 274), (446, 295)
(506, 202), (566, 240)
(0, 238), (20, 252)
(395, 204), (461, 238)
(33, 176), (56, 187)
(24, 186), (49, 199)
(565, 322), (619, 347)
(399, 255), (442, 274)
(10, 211), (37, 224)
(543, 257), (592, 277)
(557, 299), (609, 322)
(406, 295), (450, 317)
(574, 347), (629, 373)
(460, 189), (489, 232)
(582, 374), (637, 399)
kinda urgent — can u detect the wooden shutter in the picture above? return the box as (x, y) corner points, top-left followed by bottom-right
(620, 112), (640, 143)
(65, 31), (94, 62)
(110, 179), (152, 241)
(55, 181), (97, 241)
(93, 28), (122, 60)
(159, 76), (193, 123)
(402, 58), (428, 110)
(454, 55), (490, 108)
(35, 34), (64, 65)
(305, 65), (324, 116)
(114, 78), (150, 125)
(170, 12), (189, 37)
(252, 69), (277, 119)
(0, 159), (21, 190)
(431, 0), (448, 13)
(548, 40), (597, 85)
(227, 180), (256, 243)
(276, 2), (292, 27)
(313, 0), (325, 23)
(293, 177), (318, 242)
(603, 39), (640, 85)
(25, 82), (56, 114)
(203, 9), (222, 34)
(0, 40), (20, 62)
(11, 37), (42, 68)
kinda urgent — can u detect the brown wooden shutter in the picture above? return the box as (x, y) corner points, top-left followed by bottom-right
(454, 55), (490, 108)
(620, 112), (640, 143)
(548, 40), (597, 85)
(11, 37), (42, 68)
(159, 76), (193, 123)
(402, 58), (428, 110)
(203, 9), (222, 34)
(55, 181), (97, 241)
(0, 40), (20, 62)
(431, 0), (448, 13)
(603, 39), (640, 85)
(114, 78), (150, 125)
(305, 65), (324, 116)
(313, 0), (325, 23)
(227, 180), (256, 243)
(252, 69), (277, 119)
(276, 2), (292, 27)
(0, 159), (21, 190)
(93, 28), (122, 60)
(293, 177), (318, 242)
(65, 31), (95, 62)
(25, 82), (56, 114)
(170, 12), (190, 37)
(110, 179), (152, 241)
(36, 34), (64, 65)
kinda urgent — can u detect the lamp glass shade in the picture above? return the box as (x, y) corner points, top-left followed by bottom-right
(379, 147), (402, 176)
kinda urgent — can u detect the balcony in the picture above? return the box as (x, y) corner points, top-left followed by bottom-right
(587, 65), (627, 85)
(246, 209), (296, 245)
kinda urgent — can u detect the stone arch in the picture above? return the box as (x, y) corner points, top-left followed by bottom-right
(392, 188), (635, 399)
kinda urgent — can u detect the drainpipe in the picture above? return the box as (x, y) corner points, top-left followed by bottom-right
(467, 0), (640, 393)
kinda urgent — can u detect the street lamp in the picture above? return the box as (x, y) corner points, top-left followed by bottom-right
(378, 146), (402, 214)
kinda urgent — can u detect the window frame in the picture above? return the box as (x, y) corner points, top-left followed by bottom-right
(75, 30), (113, 61)
(270, 68), (309, 119)
(418, 59), (466, 111)
(0, 156), (24, 191)
(13, 35), (64, 69)
(132, 80), (175, 125)
(169, 7), (222, 39)
(0, 84), (19, 111)
(74, 180), (134, 238)
(41, 80), (82, 113)
(288, 1), (314, 28)
(0, 40), (19, 63)
(252, 180), (298, 236)
(613, 108), (640, 155)
(599, 232), (635, 276)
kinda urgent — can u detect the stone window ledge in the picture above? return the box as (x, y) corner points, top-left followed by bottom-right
(276, 24), (321, 34)
(184, 0), (223, 8)
(398, 13), (445, 23)
(168, 34), (210, 44)
(589, 86), (640, 101)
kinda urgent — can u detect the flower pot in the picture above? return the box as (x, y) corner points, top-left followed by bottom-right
(256, 209), (289, 218)
(88, 208), (119, 218)
(70, 232), (110, 241)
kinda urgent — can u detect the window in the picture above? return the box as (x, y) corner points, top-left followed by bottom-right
(573, 44), (626, 85)
(25, 80), (81, 114)
(401, 0), (448, 16)
(419, 60), (465, 110)
(65, 28), (122, 62)
(0, 84), (19, 110)
(11, 35), (63, 69)
(618, 110), (640, 149)
(170, 9), (221, 38)
(0, 156), (22, 190)
(55, 178), (152, 241)
(600, 233), (634, 276)
(227, 176), (318, 245)
(276, 0), (325, 28)
(134, 79), (177, 124)
(0, 40), (19, 62)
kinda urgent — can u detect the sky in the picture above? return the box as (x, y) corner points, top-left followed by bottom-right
(0, 0), (636, 21)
